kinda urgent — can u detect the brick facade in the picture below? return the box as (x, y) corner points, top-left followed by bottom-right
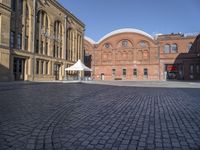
(84, 29), (200, 81)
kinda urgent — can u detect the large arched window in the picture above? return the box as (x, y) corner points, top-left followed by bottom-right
(36, 10), (49, 55)
(171, 43), (178, 53)
(53, 21), (63, 58)
(164, 44), (170, 53)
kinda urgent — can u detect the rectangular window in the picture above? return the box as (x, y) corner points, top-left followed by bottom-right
(112, 69), (116, 76)
(144, 68), (148, 78)
(46, 61), (48, 74)
(60, 47), (62, 58)
(53, 44), (56, 57)
(123, 69), (126, 76)
(11, 0), (16, 11)
(133, 68), (137, 78)
(45, 42), (48, 55)
(19, 0), (23, 14)
(10, 31), (15, 48)
(40, 41), (43, 54)
(190, 65), (194, 74)
(196, 64), (200, 74)
(57, 46), (59, 58)
(36, 40), (39, 53)
(17, 34), (22, 49)
(36, 60), (39, 74)
(41, 61), (44, 74)
(25, 36), (28, 50)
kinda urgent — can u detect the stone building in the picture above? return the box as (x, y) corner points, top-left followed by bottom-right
(0, 0), (85, 81)
(84, 28), (200, 81)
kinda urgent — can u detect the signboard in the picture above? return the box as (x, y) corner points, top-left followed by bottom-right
(167, 65), (177, 71)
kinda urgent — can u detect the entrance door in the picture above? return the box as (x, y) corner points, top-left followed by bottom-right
(100, 73), (105, 80)
(54, 64), (60, 80)
(13, 58), (25, 81)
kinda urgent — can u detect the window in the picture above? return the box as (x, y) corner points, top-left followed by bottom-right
(10, 31), (15, 48)
(196, 64), (199, 74)
(104, 43), (110, 48)
(112, 69), (116, 76)
(122, 40), (128, 47)
(133, 68), (137, 78)
(40, 41), (43, 54)
(36, 40), (39, 53)
(19, 0), (23, 14)
(164, 44), (170, 53)
(17, 34), (22, 49)
(11, 0), (16, 11)
(46, 61), (48, 74)
(123, 69), (126, 76)
(139, 41), (147, 48)
(41, 61), (44, 74)
(53, 44), (56, 57)
(36, 60), (39, 74)
(187, 43), (192, 52)
(190, 65), (194, 74)
(45, 42), (48, 55)
(25, 36), (28, 50)
(144, 68), (148, 78)
(171, 44), (178, 53)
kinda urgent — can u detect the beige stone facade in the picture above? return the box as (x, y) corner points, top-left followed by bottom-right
(84, 29), (200, 81)
(0, 0), (85, 81)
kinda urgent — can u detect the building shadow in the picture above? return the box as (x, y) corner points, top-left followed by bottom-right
(0, 64), (10, 81)
(167, 34), (200, 80)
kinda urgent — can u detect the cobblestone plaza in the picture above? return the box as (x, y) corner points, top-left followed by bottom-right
(0, 82), (200, 150)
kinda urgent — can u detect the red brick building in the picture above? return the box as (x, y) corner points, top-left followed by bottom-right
(84, 28), (200, 80)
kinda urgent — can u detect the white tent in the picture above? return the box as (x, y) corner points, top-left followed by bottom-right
(64, 59), (92, 81)
(64, 59), (92, 71)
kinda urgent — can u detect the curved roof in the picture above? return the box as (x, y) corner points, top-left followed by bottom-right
(84, 36), (96, 44)
(84, 28), (154, 44)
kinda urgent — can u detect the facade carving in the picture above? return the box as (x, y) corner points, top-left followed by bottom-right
(84, 29), (200, 80)
(0, 0), (85, 81)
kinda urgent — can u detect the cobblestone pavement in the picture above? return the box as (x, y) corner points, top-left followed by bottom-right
(0, 83), (200, 150)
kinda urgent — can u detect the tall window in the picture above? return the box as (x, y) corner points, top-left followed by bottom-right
(123, 69), (126, 76)
(54, 21), (62, 58)
(164, 44), (170, 53)
(144, 68), (148, 78)
(112, 69), (116, 76)
(36, 10), (49, 55)
(45, 42), (48, 55)
(40, 41), (43, 54)
(17, 34), (22, 49)
(25, 36), (28, 50)
(10, 31), (15, 48)
(190, 65), (194, 74)
(196, 65), (200, 74)
(46, 61), (48, 74)
(11, 0), (16, 11)
(36, 60), (39, 74)
(41, 61), (44, 74)
(171, 44), (178, 53)
(133, 68), (137, 78)
(36, 40), (39, 53)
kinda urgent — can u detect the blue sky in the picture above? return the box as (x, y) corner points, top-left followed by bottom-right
(58, 0), (200, 41)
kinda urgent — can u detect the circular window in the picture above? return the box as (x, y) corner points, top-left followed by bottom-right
(104, 43), (110, 48)
(122, 40), (128, 47)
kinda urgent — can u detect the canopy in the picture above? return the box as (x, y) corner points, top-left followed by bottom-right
(64, 59), (92, 72)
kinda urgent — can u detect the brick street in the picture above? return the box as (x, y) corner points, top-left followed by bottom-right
(0, 83), (200, 150)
